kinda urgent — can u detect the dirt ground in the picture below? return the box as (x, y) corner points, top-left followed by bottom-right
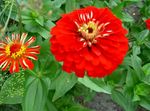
(85, 93), (123, 111)
(84, 93), (148, 111)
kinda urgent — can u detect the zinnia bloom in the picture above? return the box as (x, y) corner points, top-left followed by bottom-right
(50, 6), (128, 78)
(0, 33), (40, 73)
(145, 19), (150, 30)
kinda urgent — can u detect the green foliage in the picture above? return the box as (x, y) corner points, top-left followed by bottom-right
(64, 105), (93, 111)
(78, 76), (111, 94)
(23, 76), (50, 111)
(34, 39), (61, 78)
(49, 83), (95, 111)
(51, 72), (77, 101)
(0, 72), (25, 104)
(140, 97), (150, 110)
(143, 63), (150, 75)
(111, 89), (137, 111)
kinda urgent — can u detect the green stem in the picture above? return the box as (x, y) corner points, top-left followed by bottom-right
(26, 69), (37, 77)
(15, 0), (23, 34)
(0, 4), (9, 16)
(3, 0), (14, 34)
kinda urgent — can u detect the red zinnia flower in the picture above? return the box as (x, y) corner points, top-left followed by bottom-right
(0, 33), (40, 73)
(145, 19), (150, 30)
(50, 6), (128, 78)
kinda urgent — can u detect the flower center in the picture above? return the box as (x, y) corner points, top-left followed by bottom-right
(87, 27), (94, 33)
(10, 44), (21, 53)
(76, 20), (111, 47)
(78, 21), (99, 40)
(5, 43), (26, 59)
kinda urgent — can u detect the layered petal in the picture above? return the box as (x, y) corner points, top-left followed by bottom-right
(50, 6), (128, 78)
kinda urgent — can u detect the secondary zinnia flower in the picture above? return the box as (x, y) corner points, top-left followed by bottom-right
(0, 33), (40, 73)
(145, 19), (150, 30)
(50, 6), (128, 78)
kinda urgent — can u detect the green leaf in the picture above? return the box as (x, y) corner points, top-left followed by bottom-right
(65, 0), (76, 13)
(145, 41), (150, 49)
(50, 8), (64, 21)
(40, 39), (51, 55)
(109, 1), (118, 7)
(134, 83), (150, 97)
(23, 76), (50, 111)
(66, 105), (93, 111)
(76, 0), (93, 7)
(24, 22), (39, 33)
(38, 26), (50, 39)
(0, 72), (25, 104)
(52, 72), (77, 101)
(133, 94), (140, 102)
(124, 0), (141, 2)
(132, 45), (141, 56)
(106, 67), (126, 84)
(111, 90), (136, 111)
(142, 75), (150, 85)
(37, 39), (61, 78)
(111, 90), (127, 110)
(143, 63), (150, 75)
(51, 0), (66, 8)
(44, 99), (58, 111)
(122, 56), (132, 67)
(131, 55), (144, 79)
(93, 0), (106, 7)
(126, 67), (138, 87)
(136, 30), (149, 45)
(140, 97), (150, 110)
(44, 20), (55, 31)
(78, 76), (111, 94)
(122, 12), (134, 22)
(35, 16), (44, 26)
(111, 2), (124, 18)
(24, 21), (49, 39)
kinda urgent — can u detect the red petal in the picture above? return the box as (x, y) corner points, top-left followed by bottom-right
(19, 58), (34, 70)
(9, 60), (19, 73)
(2, 59), (10, 71)
(20, 33), (27, 44)
(91, 46), (101, 56)
(25, 53), (38, 60)
(74, 69), (85, 77)
(0, 57), (8, 66)
(25, 37), (36, 46)
(26, 46), (40, 54)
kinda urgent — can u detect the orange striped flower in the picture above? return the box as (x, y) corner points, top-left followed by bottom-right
(0, 33), (40, 73)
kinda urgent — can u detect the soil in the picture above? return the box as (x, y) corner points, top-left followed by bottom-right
(85, 93), (123, 111)
(83, 93), (148, 111)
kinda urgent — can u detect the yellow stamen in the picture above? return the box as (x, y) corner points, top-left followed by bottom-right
(11, 46), (26, 59)
(78, 21), (99, 40)
(5, 44), (26, 59)
(5, 45), (11, 56)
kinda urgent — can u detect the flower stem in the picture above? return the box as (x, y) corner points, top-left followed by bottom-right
(15, 0), (23, 35)
(0, 4), (9, 16)
(2, 0), (14, 35)
(26, 69), (37, 77)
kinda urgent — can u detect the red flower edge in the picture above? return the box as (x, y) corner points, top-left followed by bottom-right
(50, 6), (128, 78)
(145, 19), (150, 30)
